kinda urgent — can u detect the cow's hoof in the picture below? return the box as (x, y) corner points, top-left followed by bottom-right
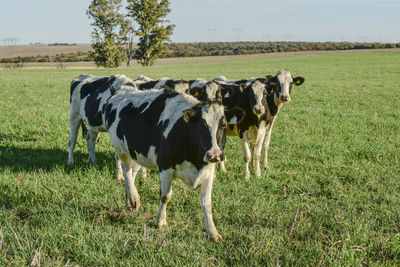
(140, 168), (148, 178)
(116, 174), (124, 182)
(127, 198), (140, 210)
(156, 220), (167, 228)
(209, 232), (223, 242)
(244, 172), (250, 180)
(255, 170), (261, 177)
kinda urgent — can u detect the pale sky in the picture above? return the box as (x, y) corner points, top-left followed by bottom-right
(1, 0), (399, 45)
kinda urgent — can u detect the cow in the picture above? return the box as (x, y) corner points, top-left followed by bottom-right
(262, 70), (305, 168)
(67, 74), (138, 177)
(215, 78), (274, 179)
(104, 88), (245, 241)
(134, 77), (190, 94)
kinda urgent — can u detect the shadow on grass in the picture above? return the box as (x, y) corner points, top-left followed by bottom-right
(0, 144), (113, 173)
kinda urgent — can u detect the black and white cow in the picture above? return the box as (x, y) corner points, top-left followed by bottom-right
(67, 74), (137, 172)
(104, 89), (244, 241)
(134, 76), (190, 94)
(262, 70), (305, 168)
(215, 78), (274, 179)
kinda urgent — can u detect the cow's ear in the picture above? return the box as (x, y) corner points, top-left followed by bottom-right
(183, 109), (200, 123)
(189, 87), (204, 98)
(225, 106), (246, 125)
(293, 77), (305, 86)
(266, 75), (273, 81)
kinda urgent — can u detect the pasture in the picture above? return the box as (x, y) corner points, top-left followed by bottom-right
(0, 52), (399, 265)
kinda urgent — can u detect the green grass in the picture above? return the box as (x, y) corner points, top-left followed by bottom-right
(1, 52), (399, 266)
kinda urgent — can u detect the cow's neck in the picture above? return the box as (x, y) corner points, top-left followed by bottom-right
(267, 93), (282, 117)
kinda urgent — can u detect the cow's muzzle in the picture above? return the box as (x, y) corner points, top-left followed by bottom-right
(279, 95), (290, 102)
(253, 105), (265, 115)
(205, 150), (222, 163)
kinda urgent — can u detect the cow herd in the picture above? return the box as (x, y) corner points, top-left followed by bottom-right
(67, 70), (305, 242)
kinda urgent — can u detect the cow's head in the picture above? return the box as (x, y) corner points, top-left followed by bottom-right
(168, 80), (190, 94)
(183, 103), (240, 163)
(189, 81), (223, 104)
(266, 70), (305, 103)
(240, 79), (269, 116)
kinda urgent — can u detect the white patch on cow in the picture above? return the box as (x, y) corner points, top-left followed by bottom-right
(174, 82), (190, 94)
(202, 104), (225, 161)
(205, 82), (219, 102)
(224, 91), (230, 98)
(154, 78), (170, 89)
(108, 89), (165, 119)
(175, 161), (199, 188)
(136, 75), (153, 81)
(135, 145), (158, 170)
(250, 80), (266, 115)
(213, 76), (228, 82)
(277, 70), (293, 102)
(229, 115), (237, 125)
(175, 161), (215, 190)
(159, 94), (200, 138)
(190, 78), (207, 88)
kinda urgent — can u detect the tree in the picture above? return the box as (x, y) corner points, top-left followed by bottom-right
(126, 0), (175, 66)
(87, 0), (130, 68)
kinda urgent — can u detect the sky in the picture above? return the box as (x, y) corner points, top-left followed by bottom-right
(1, 0), (399, 45)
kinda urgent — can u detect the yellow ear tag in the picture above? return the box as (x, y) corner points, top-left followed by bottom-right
(296, 80), (301, 84)
(271, 89), (274, 93)
(194, 91), (199, 96)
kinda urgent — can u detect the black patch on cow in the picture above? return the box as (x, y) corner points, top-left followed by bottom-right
(115, 92), (176, 161)
(221, 82), (265, 138)
(80, 77), (116, 127)
(105, 104), (117, 129)
(80, 77), (110, 100)
(267, 93), (279, 116)
(70, 80), (81, 103)
(137, 80), (158, 90)
(157, 104), (215, 171)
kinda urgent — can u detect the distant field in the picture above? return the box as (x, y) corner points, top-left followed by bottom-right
(0, 52), (399, 265)
(0, 44), (92, 58)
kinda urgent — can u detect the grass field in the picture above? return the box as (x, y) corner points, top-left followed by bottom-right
(0, 52), (399, 265)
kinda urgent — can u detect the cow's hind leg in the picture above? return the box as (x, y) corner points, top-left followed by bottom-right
(253, 121), (267, 177)
(155, 169), (173, 228)
(200, 165), (222, 242)
(87, 130), (99, 165)
(262, 122), (274, 168)
(67, 115), (81, 166)
(120, 155), (141, 210)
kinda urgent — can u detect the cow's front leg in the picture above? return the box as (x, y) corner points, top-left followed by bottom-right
(87, 130), (99, 166)
(239, 135), (251, 180)
(219, 161), (227, 173)
(155, 169), (173, 228)
(140, 167), (148, 178)
(200, 165), (222, 242)
(120, 155), (141, 210)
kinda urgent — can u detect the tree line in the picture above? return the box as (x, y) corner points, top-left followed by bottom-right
(2, 41), (399, 67)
